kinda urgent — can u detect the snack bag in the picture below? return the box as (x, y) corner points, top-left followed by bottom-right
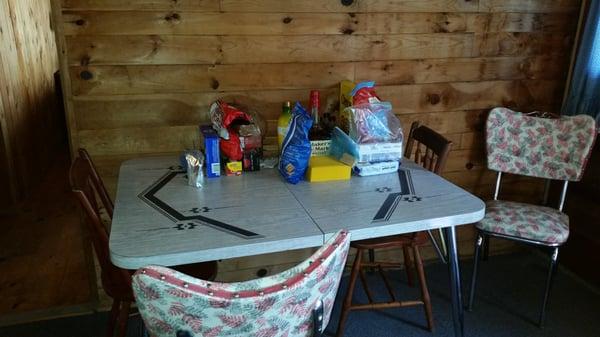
(209, 100), (254, 161)
(351, 81), (380, 105)
(184, 151), (204, 188)
(279, 102), (313, 184)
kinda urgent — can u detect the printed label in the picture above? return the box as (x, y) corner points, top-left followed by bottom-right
(211, 163), (221, 176)
(310, 140), (331, 156)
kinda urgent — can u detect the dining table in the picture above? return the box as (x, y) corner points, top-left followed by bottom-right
(110, 156), (485, 337)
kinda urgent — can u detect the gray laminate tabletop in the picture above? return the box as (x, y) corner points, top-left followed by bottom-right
(110, 156), (485, 269)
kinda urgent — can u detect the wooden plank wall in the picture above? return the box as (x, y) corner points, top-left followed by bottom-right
(0, 0), (62, 207)
(51, 0), (581, 281)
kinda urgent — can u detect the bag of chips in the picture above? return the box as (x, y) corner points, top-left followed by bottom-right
(279, 102), (313, 184)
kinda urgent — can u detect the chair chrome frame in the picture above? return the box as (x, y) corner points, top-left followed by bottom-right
(467, 171), (568, 327)
(313, 299), (325, 337)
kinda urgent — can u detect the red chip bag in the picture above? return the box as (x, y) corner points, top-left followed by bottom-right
(351, 81), (380, 106)
(220, 101), (252, 128)
(220, 132), (243, 160)
(218, 101), (252, 161)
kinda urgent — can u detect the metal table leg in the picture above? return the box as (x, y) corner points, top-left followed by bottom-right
(444, 226), (464, 337)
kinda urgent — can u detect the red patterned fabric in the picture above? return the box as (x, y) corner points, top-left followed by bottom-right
(486, 107), (596, 181)
(132, 231), (351, 337)
(476, 200), (569, 244)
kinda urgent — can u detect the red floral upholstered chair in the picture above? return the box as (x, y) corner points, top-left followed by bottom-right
(132, 231), (351, 337)
(468, 107), (597, 327)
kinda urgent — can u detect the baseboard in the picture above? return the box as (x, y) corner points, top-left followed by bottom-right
(0, 303), (97, 328)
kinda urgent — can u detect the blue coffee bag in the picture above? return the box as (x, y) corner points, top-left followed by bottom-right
(279, 102), (313, 184)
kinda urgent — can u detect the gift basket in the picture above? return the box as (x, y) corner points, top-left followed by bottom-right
(331, 81), (404, 176)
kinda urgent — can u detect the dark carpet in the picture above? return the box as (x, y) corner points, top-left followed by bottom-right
(1, 251), (599, 337)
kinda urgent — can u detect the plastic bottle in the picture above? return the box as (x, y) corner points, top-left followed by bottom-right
(277, 101), (292, 151)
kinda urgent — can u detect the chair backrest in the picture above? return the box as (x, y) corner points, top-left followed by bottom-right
(78, 148), (114, 217)
(132, 231), (351, 337)
(486, 107), (597, 181)
(69, 153), (130, 296)
(404, 121), (453, 174)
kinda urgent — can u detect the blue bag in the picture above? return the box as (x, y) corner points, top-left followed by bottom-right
(279, 102), (313, 184)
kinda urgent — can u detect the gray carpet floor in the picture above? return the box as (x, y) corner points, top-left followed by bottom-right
(1, 251), (599, 337)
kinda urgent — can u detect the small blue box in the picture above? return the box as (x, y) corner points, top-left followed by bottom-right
(200, 125), (221, 177)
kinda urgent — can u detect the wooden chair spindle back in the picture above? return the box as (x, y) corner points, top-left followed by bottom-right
(78, 148), (114, 217)
(69, 154), (130, 295)
(404, 122), (453, 174)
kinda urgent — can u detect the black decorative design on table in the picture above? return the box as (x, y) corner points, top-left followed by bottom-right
(373, 170), (420, 222)
(188, 206), (237, 214)
(137, 169), (261, 239)
(403, 196), (422, 202)
(375, 187), (392, 193)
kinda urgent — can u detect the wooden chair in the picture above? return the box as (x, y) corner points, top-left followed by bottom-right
(70, 149), (218, 337)
(336, 122), (452, 336)
(78, 148), (114, 217)
(132, 231), (351, 337)
(467, 108), (597, 327)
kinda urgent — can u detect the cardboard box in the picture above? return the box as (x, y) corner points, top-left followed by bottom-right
(330, 127), (403, 164)
(225, 161), (242, 176)
(310, 140), (331, 157)
(353, 161), (399, 176)
(199, 125), (221, 177)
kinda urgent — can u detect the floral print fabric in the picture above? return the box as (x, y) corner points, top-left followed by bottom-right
(486, 107), (596, 181)
(132, 231), (351, 337)
(476, 200), (569, 244)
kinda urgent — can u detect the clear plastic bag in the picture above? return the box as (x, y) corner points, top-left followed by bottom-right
(346, 102), (403, 144)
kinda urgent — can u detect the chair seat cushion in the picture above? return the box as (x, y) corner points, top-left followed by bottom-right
(475, 200), (569, 245)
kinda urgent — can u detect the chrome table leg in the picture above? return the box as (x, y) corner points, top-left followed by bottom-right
(444, 226), (464, 337)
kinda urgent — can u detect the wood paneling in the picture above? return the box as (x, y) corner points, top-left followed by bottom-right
(67, 35), (221, 65)
(69, 63), (354, 95)
(60, 0), (220, 11)
(51, 0), (581, 282)
(479, 0), (581, 13)
(65, 34), (476, 65)
(355, 56), (568, 85)
(219, 0), (479, 13)
(474, 32), (573, 56)
(60, 12), (574, 36)
(0, 0), (61, 206)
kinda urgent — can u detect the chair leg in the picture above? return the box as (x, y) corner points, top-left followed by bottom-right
(116, 301), (131, 337)
(106, 300), (121, 337)
(427, 230), (447, 264)
(403, 245), (415, 287)
(539, 247), (559, 328)
(413, 245), (434, 332)
(368, 249), (375, 272)
(336, 248), (363, 337)
(358, 267), (375, 303)
(468, 232), (484, 311)
(482, 235), (490, 261)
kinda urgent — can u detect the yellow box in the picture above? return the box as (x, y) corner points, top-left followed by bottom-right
(306, 156), (351, 182)
(225, 161), (242, 176)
